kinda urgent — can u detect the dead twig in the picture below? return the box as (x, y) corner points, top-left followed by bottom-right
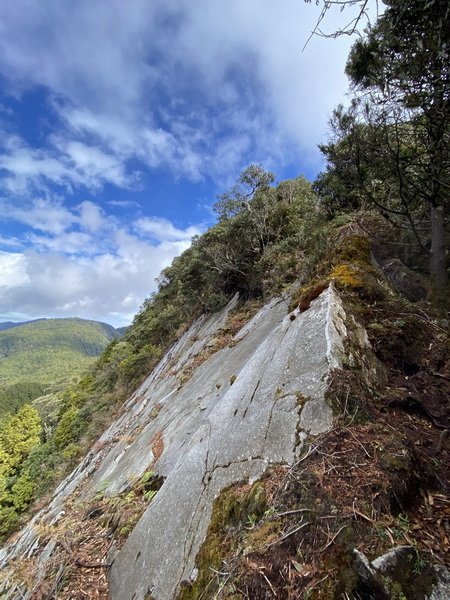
(343, 427), (372, 458)
(319, 525), (348, 553)
(74, 559), (111, 569)
(265, 521), (311, 549)
(275, 508), (314, 517)
(259, 569), (277, 597)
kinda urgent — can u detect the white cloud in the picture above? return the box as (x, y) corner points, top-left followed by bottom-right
(0, 0), (364, 183)
(0, 135), (71, 193)
(28, 231), (94, 255)
(4, 198), (75, 235)
(106, 200), (141, 209)
(0, 235), (23, 248)
(135, 217), (202, 242)
(59, 140), (140, 189)
(77, 201), (107, 233)
(0, 132), (140, 195)
(0, 251), (28, 287)
(0, 201), (204, 326)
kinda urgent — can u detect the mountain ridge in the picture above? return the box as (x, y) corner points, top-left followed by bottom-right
(0, 320), (45, 332)
(0, 317), (123, 417)
(0, 316), (119, 336)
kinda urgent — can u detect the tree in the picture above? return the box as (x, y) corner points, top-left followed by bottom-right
(213, 164), (275, 221)
(0, 404), (42, 473)
(0, 404), (42, 535)
(321, 0), (450, 311)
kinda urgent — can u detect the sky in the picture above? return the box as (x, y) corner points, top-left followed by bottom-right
(0, 0), (378, 328)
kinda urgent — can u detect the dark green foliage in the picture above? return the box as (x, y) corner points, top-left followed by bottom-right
(317, 0), (450, 311)
(53, 406), (82, 450)
(0, 381), (48, 418)
(22, 441), (60, 496)
(213, 163), (276, 220)
(0, 506), (18, 536)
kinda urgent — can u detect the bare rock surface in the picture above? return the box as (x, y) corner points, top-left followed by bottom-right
(0, 285), (363, 600)
(108, 286), (343, 600)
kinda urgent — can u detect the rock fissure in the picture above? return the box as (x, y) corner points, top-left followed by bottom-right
(208, 455), (266, 476)
(0, 280), (394, 600)
(262, 399), (276, 456)
(248, 379), (261, 405)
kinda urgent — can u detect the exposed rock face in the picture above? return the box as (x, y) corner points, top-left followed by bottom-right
(0, 285), (373, 600)
(108, 286), (345, 600)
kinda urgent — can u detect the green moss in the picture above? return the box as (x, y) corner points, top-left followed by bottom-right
(325, 369), (372, 424)
(289, 233), (386, 315)
(176, 480), (267, 600)
(382, 454), (410, 472)
(245, 519), (282, 548)
(330, 264), (364, 289)
(334, 234), (372, 266)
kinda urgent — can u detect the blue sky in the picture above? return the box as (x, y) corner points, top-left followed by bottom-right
(0, 0), (377, 327)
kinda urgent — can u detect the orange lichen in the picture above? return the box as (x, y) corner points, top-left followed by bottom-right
(299, 281), (330, 312)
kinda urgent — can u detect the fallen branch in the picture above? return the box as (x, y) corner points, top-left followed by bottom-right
(265, 521), (311, 549)
(259, 569), (277, 597)
(319, 525), (348, 553)
(275, 508), (314, 517)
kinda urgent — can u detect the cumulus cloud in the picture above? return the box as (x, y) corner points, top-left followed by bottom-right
(77, 201), (107, 233)
(0, 202), (205, 326)
(0, 0), (379, 326)
(0, 251), (28, 287)
(0, 0), (366, 183)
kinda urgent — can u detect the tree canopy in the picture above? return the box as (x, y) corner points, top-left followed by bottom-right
(317, 0), (450, 311)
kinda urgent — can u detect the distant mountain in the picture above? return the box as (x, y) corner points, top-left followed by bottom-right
(115, 326), (129, 336)
(0, 319), (44, 332)
(0, 317), (122, 397)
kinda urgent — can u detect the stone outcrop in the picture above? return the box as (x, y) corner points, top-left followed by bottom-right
(108, 285), (346, 600)
(0, 283), (413, 600)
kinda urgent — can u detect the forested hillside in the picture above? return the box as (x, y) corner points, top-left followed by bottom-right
(0, 318), (122, 534)
(0, 318), (119, 382)
(0, 1), (448, 597)
(0, 318), (121, 416)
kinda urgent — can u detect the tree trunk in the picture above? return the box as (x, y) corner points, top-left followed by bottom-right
(428, 204), (449, 314)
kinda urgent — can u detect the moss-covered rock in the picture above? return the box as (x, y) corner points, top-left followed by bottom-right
(176, 480), (267, 600)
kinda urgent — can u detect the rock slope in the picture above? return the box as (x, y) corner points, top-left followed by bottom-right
(0, 284), (379, 599)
